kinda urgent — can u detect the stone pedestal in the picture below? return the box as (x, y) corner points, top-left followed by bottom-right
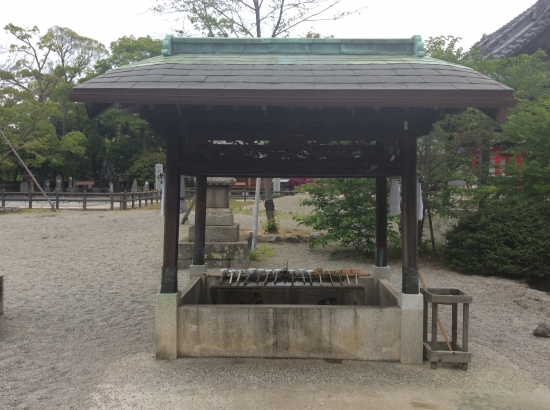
(156, 291), (180, 360)
(399, 292), (424, 364)
(179, 177), (250, 269)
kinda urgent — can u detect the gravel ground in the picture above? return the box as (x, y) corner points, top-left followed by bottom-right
(1, 195), (549, 409)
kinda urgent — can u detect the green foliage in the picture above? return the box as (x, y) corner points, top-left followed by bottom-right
(262, 218), (280, 234)
(249, 244), (275, 262)
(418, 108), (497, 218)
(129, 152), (166, 185)
(296, 178), (400, 254)
(1, 24), (165, 185)
(444, 199), (550, 279)
(94, 36), (162, 74)
(424, 35), (473, 64)
(497, 98), (550, 201)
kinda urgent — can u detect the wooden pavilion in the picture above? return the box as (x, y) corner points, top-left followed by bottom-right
(70, 36), (515, 362)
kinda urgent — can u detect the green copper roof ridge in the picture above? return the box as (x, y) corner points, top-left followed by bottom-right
(161, 35), (426, 57)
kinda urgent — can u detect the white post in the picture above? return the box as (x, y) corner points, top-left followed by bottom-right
(273, 178), (281, 194)
(251, 177), (261, 250)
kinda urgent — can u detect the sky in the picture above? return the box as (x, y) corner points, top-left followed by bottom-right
(0, 0), (539, 52)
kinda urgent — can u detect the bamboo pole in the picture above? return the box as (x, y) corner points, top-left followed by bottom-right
(419, 270), (453, 351)
(180, 196), (196, 224)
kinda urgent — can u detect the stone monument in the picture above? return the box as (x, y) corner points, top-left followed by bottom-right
(55, 175), (62, 192)
(155, 164), (163, 190)
(179, 177), (250, 269)
(131, 179), (138, 192)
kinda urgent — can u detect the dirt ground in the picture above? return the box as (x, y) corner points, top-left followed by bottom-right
(0, 204), (549, 409)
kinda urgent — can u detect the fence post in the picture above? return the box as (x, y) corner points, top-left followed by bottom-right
(131, 192), (135, 209)
(55, 191), (59, 210)
(123, 191), (128, 210)
(110, 191), (114, 210)
(145, 192), (148, 207)
(1, 189), (5, 208)
(83, 190), (87, 210)
(138, 192), (142, 208)
(29, 191), (33, 209)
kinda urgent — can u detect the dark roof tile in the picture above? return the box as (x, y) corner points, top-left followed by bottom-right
(118, 74), (164, 82)
(422, 76), (470, 83)
(270, 83), (316, 89)
(314, 83), (362, 89)
(132, 82), (183, 88)
(405, 83), (456, 90)
(377, 76), (425, 83)
(360, 83), (409, 89)
(85, 82), (137, 88)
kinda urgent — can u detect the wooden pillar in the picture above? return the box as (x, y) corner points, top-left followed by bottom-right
(161, 133), (181, 293)
(402, 121), (419, 294)
(375, 177), (388, 267)
(193, 175), (207, 265)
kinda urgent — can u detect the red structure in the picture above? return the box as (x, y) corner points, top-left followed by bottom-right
(472, 147), (523, 177)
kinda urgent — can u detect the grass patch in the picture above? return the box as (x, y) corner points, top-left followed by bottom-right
(249, 244), (275, 261)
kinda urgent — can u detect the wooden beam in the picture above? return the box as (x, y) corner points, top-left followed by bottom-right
(179, 160), (402, 178)
(375, 177), (388, 267)
(193, 175), (207, 266)
(161, 132), (181, 293)
(401, 121), (419, 294)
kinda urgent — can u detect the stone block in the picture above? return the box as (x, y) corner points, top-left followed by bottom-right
(399, 292), (424, 364)
(189, 224), (240, 242)
(206, 208), (233, 226)
(379, 279), (399, 307)
(206, 185), (230, 208)
(372, 266), (392, 305)
(179, 259), (230, 269)
(189, 264), (206, 278)
(179, 242), (249, 260)
(178, 304), (401, 361)
(156, 291), (181, 360)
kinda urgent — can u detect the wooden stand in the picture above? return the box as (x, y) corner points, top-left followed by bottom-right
(420, 288), (472, 370)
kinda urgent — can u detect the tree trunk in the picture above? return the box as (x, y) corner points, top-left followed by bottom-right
(253, 1), (262, 37)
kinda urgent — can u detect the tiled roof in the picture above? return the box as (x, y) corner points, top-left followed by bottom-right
(71, 38), (515, 110)
(476, 0), (550, 58)
(77, 54), (507, 91)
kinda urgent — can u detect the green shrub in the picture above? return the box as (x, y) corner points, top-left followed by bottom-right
(249, 245), (275, 261)
(262, 218), (279, 234)
(296, 178), (400, 254)
(444, 199), (550, 279)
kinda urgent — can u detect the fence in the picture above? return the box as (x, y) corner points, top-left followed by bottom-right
(1, 188), (298, 211)
(1, 189), (161, 211)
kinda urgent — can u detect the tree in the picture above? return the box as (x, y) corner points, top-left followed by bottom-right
(151, 0), (364, 38)
(0, 24), (106, 183)
(420, 36), (550, 241)
(297, 178), (400, 254)
(129, 152), (166, 185)
(94, 35), (162, 74)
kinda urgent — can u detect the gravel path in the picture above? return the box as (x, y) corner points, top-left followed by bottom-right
(0, 198), (549, 408)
